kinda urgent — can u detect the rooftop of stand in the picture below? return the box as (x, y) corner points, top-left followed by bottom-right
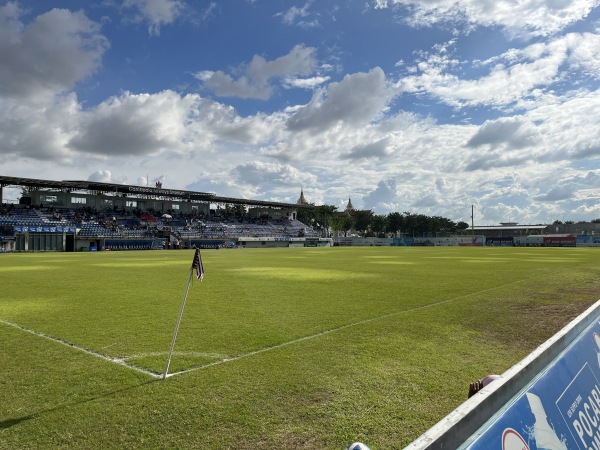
(0, 175), (314, 210)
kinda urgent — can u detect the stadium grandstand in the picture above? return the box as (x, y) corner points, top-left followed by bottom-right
(2, 175), (599, 252)
(0, 175), (332, 252)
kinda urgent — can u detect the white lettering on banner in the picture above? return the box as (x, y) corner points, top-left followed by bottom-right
(570, 395), (584, 418)
(572, 385), (600, 448)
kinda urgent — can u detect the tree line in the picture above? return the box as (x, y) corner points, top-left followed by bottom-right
(297, 205), (470, 238)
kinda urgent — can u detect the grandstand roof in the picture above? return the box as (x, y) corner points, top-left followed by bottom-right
(469, 225), (548, 231)
(0, 175), (314, 210)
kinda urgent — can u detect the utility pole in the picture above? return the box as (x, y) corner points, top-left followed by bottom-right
(471, 205), (474, 236)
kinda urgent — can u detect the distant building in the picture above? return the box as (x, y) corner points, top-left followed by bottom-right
(467, 223), (547, 237)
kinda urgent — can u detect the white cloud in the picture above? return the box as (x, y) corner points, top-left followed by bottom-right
(345, 137), (392, 160)
(122, 0), (185, 35)
(363, 178), (397, 211)
(280, 2), (309, 24)
(184, 162), (317, 203)
(65, 89), (283, 159)
(373, 1), (389, 9)
(412, 194), (440, 208)
(287, 67), (396, 132)
(232, 161), (317, 187)
(566, 32), (600, 74)
(0, 93), (81, 163)
(277, 1), (319, 28)
(0, 4), (108, 99)
(536, 184), (575, 202)
(68, 91), (195, 156)
(399, 32), (600, 110)
(195, 45), (317, 100)
(283, 76), (330, 89)
(375, 0), (600, 38)
(88, 169), (121, 183)
(527, 91), (600, 162)
(466, 117), (538, 150)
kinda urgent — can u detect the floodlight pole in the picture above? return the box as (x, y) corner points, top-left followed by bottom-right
(162, 267), (194, 379)
(471, 205), (474, 236)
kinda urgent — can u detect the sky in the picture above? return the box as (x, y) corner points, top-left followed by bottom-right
(1, 0), (600, 225)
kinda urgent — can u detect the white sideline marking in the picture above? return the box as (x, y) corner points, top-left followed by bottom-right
(167, 306), (435, 377)
(0, 319), (162, 379)
(1, 277), (530, 380)
(167, 280), (521, 378)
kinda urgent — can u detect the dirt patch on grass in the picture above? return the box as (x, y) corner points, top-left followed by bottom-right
(511, 300), (594, 338)
(296, 388), (333, 407)
(478, 285), (600, 354)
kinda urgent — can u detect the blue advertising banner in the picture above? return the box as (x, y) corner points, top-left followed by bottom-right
(463, 319), (600, 450)
(13, 226), (76, 233)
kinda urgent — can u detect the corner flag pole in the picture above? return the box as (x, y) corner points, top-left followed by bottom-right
(162, 249), (204, 379)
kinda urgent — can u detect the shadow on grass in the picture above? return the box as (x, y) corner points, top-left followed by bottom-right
(1, 379), (158, 430)
(0, 415), (35, 429)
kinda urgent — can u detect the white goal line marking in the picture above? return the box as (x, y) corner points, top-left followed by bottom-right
(1, 277), (530, 380)
(0, 319), (162, 379)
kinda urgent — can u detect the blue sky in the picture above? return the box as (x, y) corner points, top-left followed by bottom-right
(2, 0), (600, 225)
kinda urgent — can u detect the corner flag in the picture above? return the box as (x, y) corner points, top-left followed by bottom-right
(163, 248), (205, 379)
(192, 248), (204, 281)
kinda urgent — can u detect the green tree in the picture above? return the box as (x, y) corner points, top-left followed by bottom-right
(353, 210), (374, 236)
(403, 212), (418, 237)
(342, 215), (354, 237)
(387, 212), (404, 236)
(430, 216), (457, 236)
(414, 214), (429, 236)
(315, 205), (338, 234)
(296, 204), (316, 226)
(330, 215), (344, 236)
(456, 221), (469, 231)
(372, 215), (388, 237)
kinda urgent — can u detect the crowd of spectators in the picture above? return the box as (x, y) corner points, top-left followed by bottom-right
(0, 203), (317, 241)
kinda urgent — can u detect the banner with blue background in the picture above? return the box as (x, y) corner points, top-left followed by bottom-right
(464, 319), (600, 450)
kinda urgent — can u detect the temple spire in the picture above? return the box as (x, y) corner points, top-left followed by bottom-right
(297, 186), (308, 205)
(345, 197), (354, 213)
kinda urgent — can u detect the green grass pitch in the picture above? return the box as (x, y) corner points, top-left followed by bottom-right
(1, 247), (600, 449)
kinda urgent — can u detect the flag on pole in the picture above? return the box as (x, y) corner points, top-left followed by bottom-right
(162, 248), (205, 379)
(192, 248), (204, 281)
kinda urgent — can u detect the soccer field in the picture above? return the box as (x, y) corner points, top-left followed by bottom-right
(2, 247), (599, 449)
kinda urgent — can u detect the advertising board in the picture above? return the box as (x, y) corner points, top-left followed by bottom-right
(463, 318), (600, 449)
